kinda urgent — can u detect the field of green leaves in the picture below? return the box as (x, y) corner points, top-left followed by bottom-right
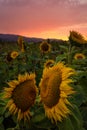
(0, 31), (87, 130)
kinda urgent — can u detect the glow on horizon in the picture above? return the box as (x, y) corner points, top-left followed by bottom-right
(19, 23), (87, 40)
(21, 31), (68, 40)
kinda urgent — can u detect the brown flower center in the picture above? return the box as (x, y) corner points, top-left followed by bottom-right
(41, 43), (50, 52)
(40, 71), (61, 108)
(12, 80), (36, 112)
(45, 61), (54, 68)
(77, 55), (83, 59)
(13, 54), (17, 57)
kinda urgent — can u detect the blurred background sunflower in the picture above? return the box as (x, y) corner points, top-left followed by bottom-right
(3, 73), (37, 122)
(74, 53), (86, 60)
(39, 62), (75, 123)
(39, 41), (51, 53)
(10, 51), (19, 59)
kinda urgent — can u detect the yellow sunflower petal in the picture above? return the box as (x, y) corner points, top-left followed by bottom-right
(3, 72), (37, 122)
(13, 107), (18, 115)
(17, 109), (22, 121)
(6, 99), (14, 108)
(7, 81), (16, 88)
(18, 74), (25, 82)
(40, 62), (75, 123)
(9, 103), (16, 113)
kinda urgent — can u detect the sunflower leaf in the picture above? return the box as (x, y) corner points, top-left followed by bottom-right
(69, 104), (85, 130)
(80, 105), (87, 130)
(57, 104), (85, 130)
(0, 124), (4, 130)
(56, 54), (66, 62)
(0, 107), (6, 115)
(57, 117), (74, 130)
(31, 107), (54, 129)
(0, 116), (4, 124)
(32, 107), (45, 123)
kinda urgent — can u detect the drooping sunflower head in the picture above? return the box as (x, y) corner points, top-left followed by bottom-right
(39, 41), (51, 53)
(18, 36), (24, 45)
(44, 59), (55, 68)
(21, 43), (25, 52)
(3, 73), (37, 122)
(39, 62), (75, 123)
(17, 36), (25, 52)
(10, 51), (19, 59)
(69, 31), (86, 45)
(74, 53), (86, 60)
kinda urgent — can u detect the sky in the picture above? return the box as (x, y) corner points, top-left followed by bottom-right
(0, 0), (87, 40)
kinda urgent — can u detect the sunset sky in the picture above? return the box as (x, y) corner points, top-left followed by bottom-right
(0, 0), (87, 40)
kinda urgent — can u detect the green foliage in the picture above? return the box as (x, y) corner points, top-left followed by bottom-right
(31, 107), (54, 129)
(57, 105), (85, 130)
(0, 33), (87, 130)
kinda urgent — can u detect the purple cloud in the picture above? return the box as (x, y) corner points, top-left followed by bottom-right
(0, 0), (87, 6)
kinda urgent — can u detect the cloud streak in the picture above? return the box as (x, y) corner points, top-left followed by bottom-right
(0, 0), (87, 6)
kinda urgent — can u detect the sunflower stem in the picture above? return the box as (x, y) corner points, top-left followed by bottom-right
(14, 123), (20, 129)
(67, 43), (72, 65)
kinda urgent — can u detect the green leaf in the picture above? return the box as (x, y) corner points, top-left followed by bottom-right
(0, 116), (4, 124)
(4, 111), (11, 118)
(70, 84), (87, 107)
(34, 118), (54, 129)
(79, 72), (87, 98)
(69, 105), (84, 130)
(59, 45), (68, 52)
(56, 54), (66, 62)
(0, 124), (5, 130)
(58, 118), (74, 130)
(0, 107), (6, 115)
(80, 105), (87, 130)
(0, 100), (6, 106)
(57, 105), (85, 130)
(32, 107), (54, 129)
(32, 107), (45, 123)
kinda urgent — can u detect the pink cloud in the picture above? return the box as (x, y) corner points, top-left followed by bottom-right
(0, 0), (87, 39)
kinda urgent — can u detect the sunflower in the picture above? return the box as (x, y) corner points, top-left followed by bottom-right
(69, 31), (86, 45)
(74, 53), (85, 60)
(10, 51), (19, 59)
(44, 60), (54, 68)
(3, 73), (37, 122)
(17, 36), (25, 52)
(21, 43), (25, 52)
(39, 62), (75, 123)
(40, 41), (51, 53)
(18, 36), (24, 45)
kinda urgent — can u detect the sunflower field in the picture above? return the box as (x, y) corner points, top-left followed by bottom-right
(0, 31), (87, 130)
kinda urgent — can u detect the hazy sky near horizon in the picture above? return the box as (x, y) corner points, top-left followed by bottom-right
(0, 0), (87, 40)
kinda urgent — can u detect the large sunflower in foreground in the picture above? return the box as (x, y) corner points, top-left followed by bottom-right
(10, 51), (19, 59)
(40, 41), (51, 53)
(74, 53), (85, 60)
(3, 73), (37, 122)
(39, 62), (75, 123)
